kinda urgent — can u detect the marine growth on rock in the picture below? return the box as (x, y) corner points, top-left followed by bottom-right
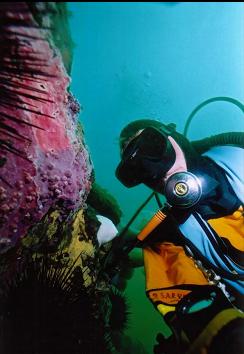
(0, 2), (93, 252)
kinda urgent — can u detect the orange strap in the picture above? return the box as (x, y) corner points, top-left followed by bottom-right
(137, 210), (167, 241)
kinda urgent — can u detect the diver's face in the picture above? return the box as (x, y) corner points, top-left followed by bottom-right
(144, 136), (187, 194)
(117, 127), (186, 190)
(163, 136), (187, 180)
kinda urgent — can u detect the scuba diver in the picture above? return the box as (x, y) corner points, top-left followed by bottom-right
(115, 117), (244, 354)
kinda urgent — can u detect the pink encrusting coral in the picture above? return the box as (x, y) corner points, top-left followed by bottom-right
(0, 3), (93, 251)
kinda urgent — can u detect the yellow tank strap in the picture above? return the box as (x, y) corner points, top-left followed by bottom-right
(186, 308), (244, 354)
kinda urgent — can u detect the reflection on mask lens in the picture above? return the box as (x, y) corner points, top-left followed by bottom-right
(122, 127), (167, 161)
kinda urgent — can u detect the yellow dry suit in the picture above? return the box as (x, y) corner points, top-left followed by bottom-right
(143, 146), (244, 353)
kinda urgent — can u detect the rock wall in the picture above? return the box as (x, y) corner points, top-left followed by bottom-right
(0, 2), (93, 252)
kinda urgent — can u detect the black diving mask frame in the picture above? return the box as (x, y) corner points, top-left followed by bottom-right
(116, 126), (176, 188)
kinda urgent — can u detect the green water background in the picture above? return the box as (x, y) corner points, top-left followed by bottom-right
(68, 2), (244, 352)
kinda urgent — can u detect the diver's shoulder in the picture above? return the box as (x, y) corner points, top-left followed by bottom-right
(202, 145), (244, 160)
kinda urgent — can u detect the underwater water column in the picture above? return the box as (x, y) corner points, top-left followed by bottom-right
(0, 2), (93, 252)
(68, 2), (244, 353)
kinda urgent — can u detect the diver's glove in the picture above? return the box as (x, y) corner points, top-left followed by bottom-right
(100, 236), (135, 289)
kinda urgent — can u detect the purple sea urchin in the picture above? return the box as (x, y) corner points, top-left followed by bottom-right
(0, 254), (108, 354)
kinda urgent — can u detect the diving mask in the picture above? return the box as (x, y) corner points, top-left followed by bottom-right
(116, 126), (176, 188)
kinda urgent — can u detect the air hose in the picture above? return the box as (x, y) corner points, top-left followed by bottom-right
(187, 97), (244, 153)
(184, 96), (244, 137)
(192, 131), (244, 154)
